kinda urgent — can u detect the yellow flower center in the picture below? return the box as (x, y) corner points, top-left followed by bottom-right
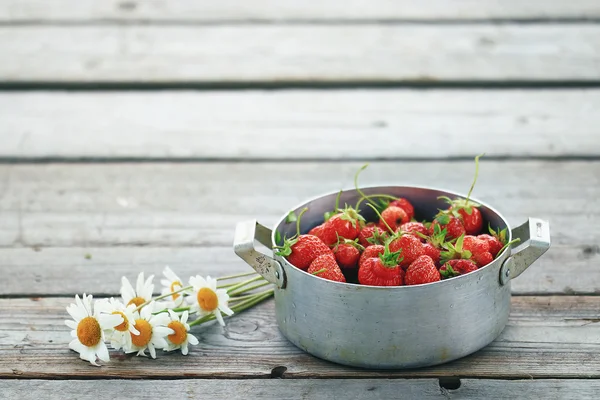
(76, 316), (102, 347)
(127, 297), (146, 308)
(112, 311), (129, 332)
(167, 321), (188, 345)
(197, 287), (219, 312)
(131, 319), (152, 347)
(170, 280), (183, 300)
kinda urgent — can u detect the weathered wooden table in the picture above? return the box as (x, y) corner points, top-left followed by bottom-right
(1, 1), (600, 399)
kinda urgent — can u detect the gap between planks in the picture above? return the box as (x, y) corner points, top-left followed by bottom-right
(2, 0), (600, 23)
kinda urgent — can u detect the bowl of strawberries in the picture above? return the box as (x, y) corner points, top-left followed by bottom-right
(234, 158), (550, 369)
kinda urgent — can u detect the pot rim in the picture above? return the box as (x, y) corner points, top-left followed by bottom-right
(272, 184), (512, 290)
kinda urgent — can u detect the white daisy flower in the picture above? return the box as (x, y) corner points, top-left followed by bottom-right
(65, 293), (123, 366)
(160, 266), (188, 307)
(164, 310), (199, 355)
(127, 301), (173, 359)
(188, 275), (234, 326)
(121, 272), (154, 309)
(95, 297), (140, 352)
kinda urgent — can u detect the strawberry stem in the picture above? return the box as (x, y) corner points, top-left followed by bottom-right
(353, 164), (371, 210)
(465, 153), (484, 204)
(497, 238), (521, 256)
(311, 268), (327, 275)
(334, 190), (342, 211)
(295, 207), (308, 237)
(366, 203), (394, 234)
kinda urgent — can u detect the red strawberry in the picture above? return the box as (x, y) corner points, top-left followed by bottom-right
(422, 242), (441, 266)
(358, 244), (404, 286)
(358, 245), (385, 268)
(437, 154), (485, 235)
(432, 215), (466, 240)
(478, 234), (503, 257)
(320, 207), (365, 246)
(388, 198), (415, 221)
(420, 223), (448, 267)
(462, 235), (494, 267)
(308, 224), (325, 238)
(308, 254), (346, 283)
(378, 206), (408, 232)
(358, 224), (386, 247)
(333, 239), (364, 269)
(277, 235), (332, 271)
(439, 259), (478, 279)
(275, 207), (333, 270)
(456, 207), (483, 235)
(405, 255), (441, 285)
(388, 234), (424, 269)
(479, 225), (509, 256)
(400, 222), (429, 241)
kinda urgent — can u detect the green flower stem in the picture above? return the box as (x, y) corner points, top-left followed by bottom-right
(134, 285), (192, 312)
(217, 282), (237, 289)
(152, 306), (191, 315)
(229, 288), (273, 302)
(228, 281), (271, 297)
(216, 271), (258, 281)
(225, 275), (264, 294)
(189, 289), (274, 327)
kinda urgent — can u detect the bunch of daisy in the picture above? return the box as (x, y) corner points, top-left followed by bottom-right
(65, 267), (273, 365)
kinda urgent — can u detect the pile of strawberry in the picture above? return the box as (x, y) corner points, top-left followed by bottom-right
(275, 156), (515, 286)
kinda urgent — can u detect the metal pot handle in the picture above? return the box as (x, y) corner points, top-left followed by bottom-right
(233, 220), (286, 289)
(499, 218), (551, 285)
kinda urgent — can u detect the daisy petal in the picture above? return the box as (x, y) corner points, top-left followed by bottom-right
(187, 334), (199, 346)
(181, 344), (189, 355)
(148, 343), (156, 359)
(65, 320), (77, 330)
(214, 311), (225, 326)
(219, 304), (234, 316)
(99, 313), (123, 330)
(154, 326), (174, 337)
(69, 338), (85, 353)
(181, 311), (189, 324)
(121, 276), (136, 302)
(129, 325), (140, 336)
(66, 303), (86, 322)
(96, 342), (110, 362)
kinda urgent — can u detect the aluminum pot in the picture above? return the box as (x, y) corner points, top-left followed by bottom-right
(234, 186), (550, 369)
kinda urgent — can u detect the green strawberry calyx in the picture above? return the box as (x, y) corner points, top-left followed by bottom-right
(416, 223), (448, 248)
(334, 235), (365, 252)
(439, 263), (459, 279)
(337, 205), (366, 229)
(439, 234), (472, 264)
(274, 207), (308, 257)
(488, 223), (508, 245)
(378, 240), (403, 268)
(366, 226), (389, 245)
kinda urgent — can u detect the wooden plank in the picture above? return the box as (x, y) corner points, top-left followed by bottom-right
(0, 161), (596, 247)
(0, 379), (598, 400)
(0, 244), (597, 296)
(1, 25), (600, 82)
(2, 296), (600, 379)
(2, 90), (599, 159)
(2, 1), (600, 22)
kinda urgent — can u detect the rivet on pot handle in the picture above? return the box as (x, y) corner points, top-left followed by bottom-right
(234, 220), (286, 289)
(499, 218), (551, 285)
